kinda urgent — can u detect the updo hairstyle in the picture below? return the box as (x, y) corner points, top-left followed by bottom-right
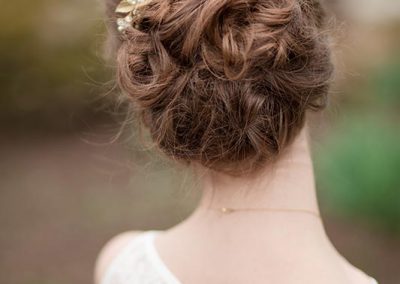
(105, 0), (334, 176)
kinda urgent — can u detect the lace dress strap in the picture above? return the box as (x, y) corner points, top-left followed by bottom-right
(370, 277), (379, 284)
(100, 232), (148, 284)
(100, 230), (181, 284)
(143, 231), (181, 284)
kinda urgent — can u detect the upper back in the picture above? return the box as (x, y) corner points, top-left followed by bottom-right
(95, 230), (379, 284)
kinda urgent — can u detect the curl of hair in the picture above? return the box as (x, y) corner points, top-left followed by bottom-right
(106, 0), (334, 176)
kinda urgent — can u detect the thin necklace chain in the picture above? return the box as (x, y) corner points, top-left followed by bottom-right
(212, 207), (321, 219)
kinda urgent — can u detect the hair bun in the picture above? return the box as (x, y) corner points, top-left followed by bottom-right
(111, 0), (334, 176)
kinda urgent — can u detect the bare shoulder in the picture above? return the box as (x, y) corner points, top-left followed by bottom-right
(94, 230), (143, 284)
(340, 257), (378, 284)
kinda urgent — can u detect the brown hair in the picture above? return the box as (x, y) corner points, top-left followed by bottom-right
(105, 0), (333, 176)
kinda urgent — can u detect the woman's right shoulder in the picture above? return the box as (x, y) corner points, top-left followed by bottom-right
(94, 230), (144, 284)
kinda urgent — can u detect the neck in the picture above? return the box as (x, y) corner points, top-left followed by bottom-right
(175, 127), (329, 240)
(159, 128), (350, 284)
(194, 127), (320, 216)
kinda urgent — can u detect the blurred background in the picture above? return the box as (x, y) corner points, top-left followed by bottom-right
(0, 0), (399, 283)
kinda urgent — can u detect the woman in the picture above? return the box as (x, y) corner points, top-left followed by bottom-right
(95, 0), (378, 283)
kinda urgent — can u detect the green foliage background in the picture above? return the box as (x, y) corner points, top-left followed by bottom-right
(315, 56), (400, 233)
(0, 0), (110, 129)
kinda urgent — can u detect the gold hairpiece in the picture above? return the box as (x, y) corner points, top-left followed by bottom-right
(115, 0), (151, 32)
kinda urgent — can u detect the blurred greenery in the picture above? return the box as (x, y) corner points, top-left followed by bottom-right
(316, 113), (400, 232)
(0, 0), (111, 130)
(315, 55), (400, 233)
(368, 59), (400, 106)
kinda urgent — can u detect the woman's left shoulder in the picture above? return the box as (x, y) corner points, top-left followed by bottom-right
(94, 230), (143, 284)
(339, 256), (378, 284)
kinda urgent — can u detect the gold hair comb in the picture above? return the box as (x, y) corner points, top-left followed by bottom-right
(115, 0), (151, 32)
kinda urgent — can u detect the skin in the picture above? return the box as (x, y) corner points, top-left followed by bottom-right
(95, 127), (375, 284)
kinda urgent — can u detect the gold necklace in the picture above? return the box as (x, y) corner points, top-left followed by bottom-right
(214, 207), (321, 219)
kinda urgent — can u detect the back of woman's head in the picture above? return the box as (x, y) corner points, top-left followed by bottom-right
(105, 0), (334, 176)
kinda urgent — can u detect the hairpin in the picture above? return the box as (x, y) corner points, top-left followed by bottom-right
(115, 0), (151, 32)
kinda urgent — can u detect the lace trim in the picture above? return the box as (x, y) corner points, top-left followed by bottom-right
(100, 233), (143, 284)
(100, 230), (181, 284)
(144, 231), (181, 284)
(370, 277), (379, 284)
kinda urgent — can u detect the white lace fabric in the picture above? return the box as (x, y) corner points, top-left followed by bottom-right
(101, 230), (379, 284)
(101, 230), (181, 284)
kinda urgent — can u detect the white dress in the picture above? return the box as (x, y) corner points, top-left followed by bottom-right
(100, 230), (379, 284)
